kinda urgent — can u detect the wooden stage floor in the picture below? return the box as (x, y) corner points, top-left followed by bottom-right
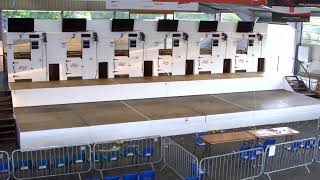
(9, 72), (264, 90)
(15, 90), (320, 132)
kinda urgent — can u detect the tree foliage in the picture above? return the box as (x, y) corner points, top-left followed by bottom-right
(3, 10), (61, 19)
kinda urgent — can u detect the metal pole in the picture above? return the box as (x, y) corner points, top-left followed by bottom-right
(0, 10), (3, 41)
(309, 77), (311, 92)
(293, 22), (303, 75)
(0, 10), (3, 73)
(317, 118), (320, 138)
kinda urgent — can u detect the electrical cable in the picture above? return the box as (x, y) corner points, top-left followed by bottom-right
(42, 33), (48, 80)
(94, 40), (98, 79)
(224, 37), (228, 59)
(185, 38), (189, 61)
(44, 42), (48, 80)
(142, 41), (145, 74)
(41, 40), (44, 70)
(260, 40), (263, 58)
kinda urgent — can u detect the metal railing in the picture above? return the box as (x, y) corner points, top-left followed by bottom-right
(263, 137), (317, 180)
(93, 136), (162, 173)
(297, 60), (312, 92)
(0, 151), (10, 180)
(317, 118), (320, 164)
(316, 139), (320, 164)
(162, 137), (199, 179)
(200, 147), (264, 180)
(2, 135), (320, 180)
(11, 144), (92, 180)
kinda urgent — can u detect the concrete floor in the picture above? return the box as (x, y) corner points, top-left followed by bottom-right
(15, 90), (320, 132)
(9, 72), (264, 90)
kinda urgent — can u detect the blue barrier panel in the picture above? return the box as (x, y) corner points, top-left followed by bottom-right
(12, 144), (92, 179)
(0, 151), (10, 180)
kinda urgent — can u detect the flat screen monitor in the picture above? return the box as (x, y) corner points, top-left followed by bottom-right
(236, 22), (254, 33)
(157, 20), (178, 32)
(8, 18), (34, 32)
(112, 19), (134, 32)
(62, 19), (87, 32)
(198, 21), (218, 32)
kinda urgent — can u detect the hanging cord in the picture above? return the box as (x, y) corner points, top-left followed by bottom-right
(224, 38), (228, 59)
(41, 40), (44, 69)
(142, 41), (145, 74)
(182, 32), (189, 60)
(94, 40), (98, 79)
(260, 40), (263, 58)
(42, 33), (48, 80)
(44, 42), (48, 80)
(186, 40), (189, 60)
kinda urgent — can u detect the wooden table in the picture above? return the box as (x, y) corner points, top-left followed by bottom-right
(247, 127), (300, 139)
(201, 131), (257, 145)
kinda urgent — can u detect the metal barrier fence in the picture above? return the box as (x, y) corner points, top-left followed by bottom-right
(162, 137), (199, 179)
(0, 151), (10, 180)
(200, 147), (264, 180)
(317, 139), (320, 164)
(12, 144), (92, 180)
(93, 136), (162, 173)
(2, 136), (320, 180)
(317, 118), (320, 164)
(263, 137), (317, 180)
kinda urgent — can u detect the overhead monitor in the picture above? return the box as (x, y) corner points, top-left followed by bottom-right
(8, 18), (34, 32)
(157, 20), (178, 32)
(198, 21), (218, 32)
(62, 18), (87, 32)
(112, 19), (135, 32)
(236, 21), (254, 33)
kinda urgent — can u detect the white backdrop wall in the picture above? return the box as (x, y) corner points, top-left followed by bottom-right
(301, 43), (320, 75)
(4, 20), (295, 83)
(265, 24), (296, 75)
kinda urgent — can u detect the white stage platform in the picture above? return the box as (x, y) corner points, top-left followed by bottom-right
(11, 74), (286, 107)
(15, 90), (320, 150)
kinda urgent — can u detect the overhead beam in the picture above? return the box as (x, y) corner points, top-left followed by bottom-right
(198, 3), (226, 14)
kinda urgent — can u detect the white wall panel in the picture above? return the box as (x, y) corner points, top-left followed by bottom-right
(6, 20), (278, 82)
(34, 20), (61, 32)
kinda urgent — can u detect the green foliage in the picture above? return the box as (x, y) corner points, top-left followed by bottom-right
(175, 12), (213, 21)
(131, 14), (164, 20)
(3, 10), (61, 19)
(90, 11), (114, 19)
(2, 10), (115, 19)
(221, 13), (241, 22)
(115, 12), (129, 19)
(63, 11), (114, 19)
(303, 17), (320, 45)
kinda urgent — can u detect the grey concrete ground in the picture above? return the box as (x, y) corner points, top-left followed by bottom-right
(1, 119), (319, 180)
